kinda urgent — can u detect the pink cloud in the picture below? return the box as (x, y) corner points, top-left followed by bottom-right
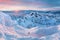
(0, 0), (21, 5)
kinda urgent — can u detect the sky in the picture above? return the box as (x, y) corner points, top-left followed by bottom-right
(0, 0), (60, 11)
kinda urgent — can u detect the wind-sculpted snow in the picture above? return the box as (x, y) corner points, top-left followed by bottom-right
(0, 10), (60, 40)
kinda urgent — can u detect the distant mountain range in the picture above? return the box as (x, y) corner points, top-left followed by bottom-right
(1, 10), (60, 14)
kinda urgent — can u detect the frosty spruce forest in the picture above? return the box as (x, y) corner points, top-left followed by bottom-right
(0, 10), (60, 40)
(0, 0), (60, 40)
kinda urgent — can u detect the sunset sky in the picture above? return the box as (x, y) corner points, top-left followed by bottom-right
(0, 0), (60, 11)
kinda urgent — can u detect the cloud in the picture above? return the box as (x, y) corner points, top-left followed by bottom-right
(0, 0), (60, 10)
(0, 0), (50, 8)
(38, 0), (60, 7)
